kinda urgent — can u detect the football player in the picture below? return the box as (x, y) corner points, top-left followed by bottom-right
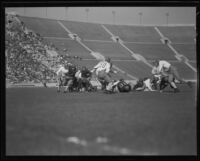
(76, 66), (92, 92)
(133, 76), (159, 92)
(56, 64), (69, 92)
(152, 60), (192, 92)
(106, 79), (132, 93)
(91, 57), (117, 91)
(64, 63), (77, 92)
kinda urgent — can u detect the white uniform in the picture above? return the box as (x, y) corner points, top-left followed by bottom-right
(92, 61), (111, 75)
(152, 60), (171, 74)
(75, 70), (82, 79)
(56, 66), (68, 77)
(143, 78), (154, 91)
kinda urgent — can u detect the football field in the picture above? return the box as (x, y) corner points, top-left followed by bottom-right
(6, 85), (197, 155)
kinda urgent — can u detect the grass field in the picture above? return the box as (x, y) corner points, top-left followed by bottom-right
(6, 85), (197, 156)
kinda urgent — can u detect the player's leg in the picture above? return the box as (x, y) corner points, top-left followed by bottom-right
(63, 77), (71, 93)
(77, 78), (83, 91)
(171, 66), (192, 88)
(97, 71), (108, 91)
(104, 74), (113, 91)
(159, 76), (169, 91)
(57, 76), (62, 92)
(167, 74), (180, 92)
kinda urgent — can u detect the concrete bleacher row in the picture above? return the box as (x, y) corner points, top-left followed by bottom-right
(18, 16), (196, 80)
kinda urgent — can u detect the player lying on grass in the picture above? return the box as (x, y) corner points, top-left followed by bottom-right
(91, 57), (117, 91)
(133, 75), (159, 91)
(104, 79), (132, 93)
(152, 60), (192, 92)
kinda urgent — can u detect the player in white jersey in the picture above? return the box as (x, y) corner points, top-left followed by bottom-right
(133, 76), (158, 92)
(152, 60), (192, 92)
(56, 64), (69, 92)
(91, 57), (117, 91)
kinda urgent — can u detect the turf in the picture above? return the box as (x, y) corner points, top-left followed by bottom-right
(6, 85), (196, 155)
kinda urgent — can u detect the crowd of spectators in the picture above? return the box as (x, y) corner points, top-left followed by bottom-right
(5, 13), (67, 84)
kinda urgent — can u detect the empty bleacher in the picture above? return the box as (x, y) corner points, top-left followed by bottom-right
(171, 44), (196, 60)
(169, 61), (196, 80)
(104, 25), (162, 43)
(114, 61), (152, 78)
(157, 26), (196, 44)
(124, 43), (176, 60)
(83, 41), (136, 60)
(61, 20), (111, 41)
(19, 16), (70, 38)
(18, 16), (196, 80)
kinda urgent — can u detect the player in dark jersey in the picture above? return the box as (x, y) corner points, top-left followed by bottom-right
(105, 79), (132, 93)
(76, 66), (93, 92)
(63, 63), (77, 92)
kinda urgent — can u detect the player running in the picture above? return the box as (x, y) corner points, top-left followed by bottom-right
(91, 57), (117, 91)
(151, 60), (192, 92)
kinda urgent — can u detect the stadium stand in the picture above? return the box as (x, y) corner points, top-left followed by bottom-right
(6, 14), (196, 84)
(124, 43), (176, 60)
(44, 38), (94, 59)
(61, 20), (111, 41)
(157, 26), (196, 43)
(83, 41), (136, 60)
(114, 61), (152, 78)
(171, 44), (196, 60)
(18, 16), (70, 38)
(6, 14), (62, 84)
(104, 25), (162, 43)
(169, 61), (197, 80)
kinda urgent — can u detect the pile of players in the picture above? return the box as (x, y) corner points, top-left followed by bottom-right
(56, 57), (192, 93)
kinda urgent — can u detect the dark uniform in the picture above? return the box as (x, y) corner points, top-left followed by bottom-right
(79, 67), (92, 91)
(64, 64), (77, 91)
(117, 79), (131, 92)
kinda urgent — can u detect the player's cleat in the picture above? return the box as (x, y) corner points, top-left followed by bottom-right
(187, 81), (193, 88)
(57, 90), (60, 93)
(159, 90), (163, 93)
(174, 88), (180, 93)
